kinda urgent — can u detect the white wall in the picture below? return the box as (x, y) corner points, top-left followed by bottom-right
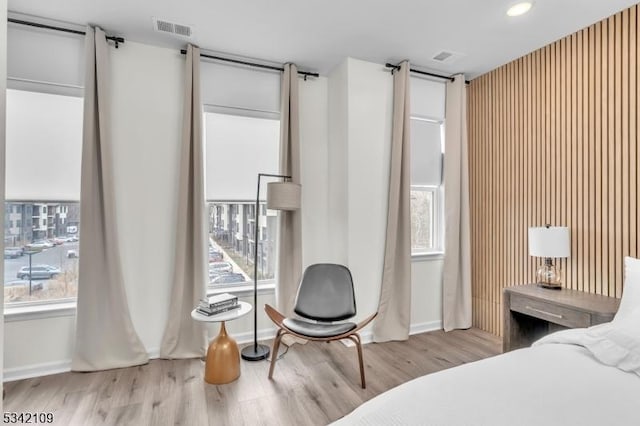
(0, 0), (7, 406)
(299, 76), (330, 265)
(346, 58), (394, 323)
(109, 41), (184, 353)
(327, 61), (348, 265)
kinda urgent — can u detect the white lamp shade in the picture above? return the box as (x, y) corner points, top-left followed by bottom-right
(266, 182), (301, 211)
(528, 226), (570, 258)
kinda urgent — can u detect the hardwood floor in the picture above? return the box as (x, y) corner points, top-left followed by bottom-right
(3, 329), (501, 425)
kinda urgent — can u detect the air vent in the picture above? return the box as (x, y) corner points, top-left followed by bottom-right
(152, 17), (193, 38)
(432, 51), (454, 62)
(173, 24), (192, 37)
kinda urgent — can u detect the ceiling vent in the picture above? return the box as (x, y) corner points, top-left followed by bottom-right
(152, 17), (193, 38)
(432, 51), (454, 62)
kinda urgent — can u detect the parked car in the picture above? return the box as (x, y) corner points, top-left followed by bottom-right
(24, 241), (47, 250)
(16, 265), (61, 280)
(51, 237), (67, 245)
(67, 249), (78, 258)
(210, 273), (246, 285)
(4, 247), (23, 259)
(25, 240), (50, 250)
(208, 251), (223, 262)
(208, 261), (233, 278)
(65, 235), (79, 242)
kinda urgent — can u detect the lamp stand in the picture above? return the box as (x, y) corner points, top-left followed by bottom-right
(241, 173), (291, 362)
(536, 257), (562, 289)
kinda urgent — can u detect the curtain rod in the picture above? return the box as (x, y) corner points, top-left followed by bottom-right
(180, 49), (319, 79)
(385, 63), (470, 85)
(8, 18), (125, 48)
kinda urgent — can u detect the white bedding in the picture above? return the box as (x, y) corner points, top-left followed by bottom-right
(332, 315), (640, 426)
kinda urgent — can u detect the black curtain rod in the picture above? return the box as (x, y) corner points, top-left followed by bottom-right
(180, 49), (319, 79)
(8, 18), (125, 48)
(385, 63), (470, 85)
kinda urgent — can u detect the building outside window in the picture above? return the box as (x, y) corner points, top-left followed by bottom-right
(3, 89), (82, 306)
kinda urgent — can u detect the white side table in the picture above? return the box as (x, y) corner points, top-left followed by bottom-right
(191, 300), (252, 384)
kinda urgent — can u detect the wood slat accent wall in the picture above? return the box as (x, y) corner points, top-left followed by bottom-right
(468, 5), (639, 336)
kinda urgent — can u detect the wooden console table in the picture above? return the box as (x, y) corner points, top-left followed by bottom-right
(503, 284), (620, 352)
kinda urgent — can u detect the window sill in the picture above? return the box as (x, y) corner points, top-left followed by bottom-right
(411, 252), (444, 262)
(4, 301), (76, 322)
(3, 284), (276, 322)
(207, 282), (275, 298)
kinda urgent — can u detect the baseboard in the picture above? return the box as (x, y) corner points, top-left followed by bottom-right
(229, 327), (277, 345)
(341, 319), (443, 347)
(409, 319), (443, 336)
(4, 360), (72, 383)
(3, 328), (278, 382)
(3, 323), (441, 382)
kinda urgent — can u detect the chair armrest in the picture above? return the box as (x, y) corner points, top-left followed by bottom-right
(352, 312), (378, 334)
(264, 304), (286, 328)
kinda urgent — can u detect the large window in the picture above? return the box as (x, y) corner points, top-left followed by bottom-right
(410, 77), (445, 256)
(4, 89), (83, 306)
(205, 111), (280, 289)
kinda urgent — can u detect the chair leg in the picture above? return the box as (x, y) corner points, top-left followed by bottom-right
(349, 333), (366, 389)
(268, 329), (286, 380)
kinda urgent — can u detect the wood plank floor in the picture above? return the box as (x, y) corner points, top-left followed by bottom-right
(3, 329), (501, 426)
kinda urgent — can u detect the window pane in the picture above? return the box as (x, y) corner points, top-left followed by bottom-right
(4, 202), (80, 304)
(5, 88), (82, 306)
(410, 190), (434, 253)
(208, 202), (276, 288)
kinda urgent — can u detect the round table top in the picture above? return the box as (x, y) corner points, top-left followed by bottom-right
(191, 300), (252, 323)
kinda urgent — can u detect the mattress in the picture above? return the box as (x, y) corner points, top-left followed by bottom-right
(331, 328), (640, 426)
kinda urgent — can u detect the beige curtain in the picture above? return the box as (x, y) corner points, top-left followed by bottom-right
(276, 64), (302, 317)
(160, 45), (208, 358)
(373, 61), (412, 342)
(0, 3), (6, 404)
(72, 26), (148, 371)
(443, 74), (472, 331)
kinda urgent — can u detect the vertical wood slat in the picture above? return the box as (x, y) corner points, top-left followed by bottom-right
(468, 5), (638, 335)
(629, 7), (640, 257)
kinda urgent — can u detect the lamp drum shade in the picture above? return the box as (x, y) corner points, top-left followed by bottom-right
(266, 182), (301, 211)
(528, 226), (570, 258)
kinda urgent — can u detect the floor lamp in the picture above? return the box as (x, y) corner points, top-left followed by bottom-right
(241, 173), (301, 361)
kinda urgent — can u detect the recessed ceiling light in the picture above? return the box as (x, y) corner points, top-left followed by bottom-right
(507, 2), (533, 17)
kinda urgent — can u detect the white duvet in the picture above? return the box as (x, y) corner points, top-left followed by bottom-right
(332, 311), (640, 426)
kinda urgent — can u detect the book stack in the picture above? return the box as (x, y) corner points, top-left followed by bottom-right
(197, 293), (240, 316)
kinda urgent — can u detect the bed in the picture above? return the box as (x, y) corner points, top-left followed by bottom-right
(332, 257), (640, 426)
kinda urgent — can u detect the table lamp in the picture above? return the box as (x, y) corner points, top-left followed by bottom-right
(528, 225), (570, 289)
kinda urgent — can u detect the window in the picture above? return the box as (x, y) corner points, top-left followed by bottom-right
(205, 111), (280, 290)
(410, 77), (446, 256)
(4, 89), (82, 306)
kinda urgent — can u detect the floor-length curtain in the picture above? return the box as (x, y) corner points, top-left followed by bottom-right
(160, 44), (208, 358)
(72, 26), (148, 371)
(276, 64), (302, 317)
(1, 3), (6, 404)
(373, 61), (412, 342)
(443, 74), (472, 331)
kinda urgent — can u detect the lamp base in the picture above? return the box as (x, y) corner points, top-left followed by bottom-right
(241, 343), (270, 361)
(535, 258), (562, 289)
(537, 282), (562, 290)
